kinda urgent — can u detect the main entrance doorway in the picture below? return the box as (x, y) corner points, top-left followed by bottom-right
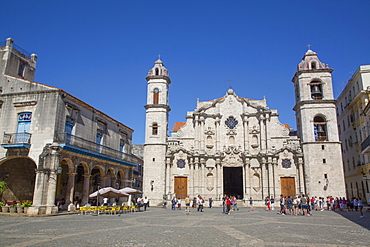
(174, 177), (187, 199)
(223, 167), (243, 198)
(280, 177), (296, 197)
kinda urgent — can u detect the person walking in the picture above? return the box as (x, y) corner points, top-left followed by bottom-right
(270, 196), (275, 210)
(197, 195), (204, 212)
(171, 197), (177, 210)
(209, 198), (213, 208)
(143, 197), (149, 211)
(358, 198), (364, 218)
(226, 196), (231, 215)
(249, 197), (254, 212)
(232, 196), (239, 211)
(279, 195), (285, 215)
(185, 195), (191, 215)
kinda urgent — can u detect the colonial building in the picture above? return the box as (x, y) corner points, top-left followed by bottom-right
(337, 65), (370, 202)
(143, 50), (346, 206)
(0, 38), (139, 215)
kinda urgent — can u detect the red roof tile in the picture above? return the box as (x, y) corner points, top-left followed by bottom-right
(172, 122), (186, 131)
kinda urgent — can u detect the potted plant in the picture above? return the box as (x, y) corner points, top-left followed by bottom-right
(9, 204), (16, 213)
(21, 201), (32, 214)
(0, 181), (7, 211)
(16, 203), (23, 213)
(1, 202), (9, 213)
(0, 202), (4, 212)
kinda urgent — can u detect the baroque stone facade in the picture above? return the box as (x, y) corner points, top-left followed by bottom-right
(143, 50), (346, 206)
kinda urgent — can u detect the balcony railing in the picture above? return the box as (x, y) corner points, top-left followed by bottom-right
(55, 132), (138, 164)
(2, 132), (32, 145)
(361, 135), (370, 154)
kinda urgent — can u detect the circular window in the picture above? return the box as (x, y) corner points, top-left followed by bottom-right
(225, 116), (238, 129)
(177, 159), (185, 169)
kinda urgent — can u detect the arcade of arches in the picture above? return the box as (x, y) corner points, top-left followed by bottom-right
(0, 143), (135, 214)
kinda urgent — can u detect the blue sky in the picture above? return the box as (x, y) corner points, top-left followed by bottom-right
(2, 1), (370, 144)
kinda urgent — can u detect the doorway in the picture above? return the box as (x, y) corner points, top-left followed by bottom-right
(174, 177), (187, 199)
(223, 167), (243, 198)
(280, 177), (296, 197)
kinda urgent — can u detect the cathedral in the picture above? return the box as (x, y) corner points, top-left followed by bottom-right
(143, 50), (346, 206)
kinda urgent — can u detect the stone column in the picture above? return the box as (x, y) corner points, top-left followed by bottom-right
(100, 177), (107, 188)
(166, 158), (172, 196)
(195, 116), (200, 151)
(218, 162), (223, 199)
(193, 157), (199, 195)
(200, 117), (205, 153)
(268, 162), (273, 197)
(191, 162), (195, 196)
(243, 116), (249, 151)
(65, 172), (76, 207)
(244, 159), (250, 198)
(273, 158), (278, 197)
(265, 113), (271, 152)
(259, 116), (266, 153)
(81, 175), (91, 205)
(200, 158), (205, 195)
(215, 117), (220, 152)
(45, 143), (61, 214)
(298, 158), (305, 195)
(32, 170), (46, 207)
(261, 157), (267, 200)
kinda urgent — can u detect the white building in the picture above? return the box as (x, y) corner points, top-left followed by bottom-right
(337, 65), (370, 202)
(143, 50), (346, 206)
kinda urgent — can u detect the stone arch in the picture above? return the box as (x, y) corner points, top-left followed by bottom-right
(0, 157), (37, 202)
(106, 167), (116, 188)
(117, 169), (125, 189)
(60, 157), (75, 173)
(91, 164), (105, 191)
(313, 115), (328, 141)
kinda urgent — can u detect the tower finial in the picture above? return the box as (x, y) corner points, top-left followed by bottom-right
(158, 54), (161, 60)
(307, 44), (312, 50)
(227, 78), (233, 89)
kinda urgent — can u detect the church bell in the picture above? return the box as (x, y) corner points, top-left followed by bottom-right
(311, 85), (321, 94)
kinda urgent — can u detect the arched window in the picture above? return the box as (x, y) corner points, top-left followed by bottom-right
(152, 123), (158, 135)
(310, 80), (323, 100)
(311, 61), (317, 70)
(314, 116), (327, 141)
(153, 88), (159, 104)
(155, 68), (159, 76)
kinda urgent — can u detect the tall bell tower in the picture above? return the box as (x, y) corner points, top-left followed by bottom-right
(293, 49), (345, 197)
(143, 59), (171, 205)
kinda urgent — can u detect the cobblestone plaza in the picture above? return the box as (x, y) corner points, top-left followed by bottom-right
(0, 207), (369, 246)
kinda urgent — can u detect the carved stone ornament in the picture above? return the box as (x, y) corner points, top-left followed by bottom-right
(249, 126), (260, 134)
(223, 145), (242, 155)
(204, 128), (215, 135)
(14, 101), (37, 107)
(226, 129), (237, 135)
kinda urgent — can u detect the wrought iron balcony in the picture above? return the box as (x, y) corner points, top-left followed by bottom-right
(1, 132), (32, 149)
(361, 135), (370, 154)
(54, 132), (138, 165)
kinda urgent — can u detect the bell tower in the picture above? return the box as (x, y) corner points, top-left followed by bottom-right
(292, 49), (345, 197)
(143, 58), (171, 204)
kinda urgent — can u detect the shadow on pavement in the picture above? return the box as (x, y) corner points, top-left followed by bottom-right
(333, 209), (370, 230)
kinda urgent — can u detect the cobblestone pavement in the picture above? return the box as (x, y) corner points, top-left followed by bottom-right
(0, 207), (369, 246)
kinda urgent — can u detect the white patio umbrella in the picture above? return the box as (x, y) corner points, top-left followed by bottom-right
(119, 187), (142, 206)
(89, 187), (129, 198)
(119, 187), (143, 195)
